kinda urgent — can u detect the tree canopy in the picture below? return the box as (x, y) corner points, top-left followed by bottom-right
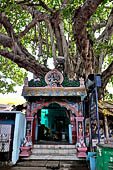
(0, 0), (113, 97)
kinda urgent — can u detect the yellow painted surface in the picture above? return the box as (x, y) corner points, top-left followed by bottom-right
(0, 96), (26, 106)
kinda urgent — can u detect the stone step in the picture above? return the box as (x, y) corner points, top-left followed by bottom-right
(22, 154), (82, 160)
(9, 167), (88, 170)
(31, 152), (77, 156)
(10, 167), (47, 170)
(60, 160), (88, 168)
(59, 168), (88, 170)
(17, 160), (87, 168)
(33, 144), (76, 149)
(20, 144), (85, 162)
(31, 148), (77, 155)
(17, 160), (48, 167)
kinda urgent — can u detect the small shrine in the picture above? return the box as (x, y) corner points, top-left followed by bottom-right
(22, 69), (87, 157)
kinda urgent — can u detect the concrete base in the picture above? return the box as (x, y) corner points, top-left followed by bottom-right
(19, 146), (31, 157)
(77, 147), (87, 158)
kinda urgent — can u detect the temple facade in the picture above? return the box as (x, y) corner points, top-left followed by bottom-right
(22, 69), (87, 157)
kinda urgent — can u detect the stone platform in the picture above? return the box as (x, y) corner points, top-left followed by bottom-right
(21, 144), (83, 161)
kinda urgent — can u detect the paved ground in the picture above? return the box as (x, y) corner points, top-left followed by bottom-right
(0, 160), (89, 170)
(0, 167), (89, 170)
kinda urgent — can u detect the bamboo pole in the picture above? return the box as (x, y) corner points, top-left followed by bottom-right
(104, 115), (109, 143)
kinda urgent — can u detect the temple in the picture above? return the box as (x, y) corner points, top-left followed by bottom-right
(22, 69), (87, 157)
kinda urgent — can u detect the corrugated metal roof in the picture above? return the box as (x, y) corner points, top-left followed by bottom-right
(0, 111), (24, 115)
(0, 104), (13, 111)
(98, 101), (113, 116)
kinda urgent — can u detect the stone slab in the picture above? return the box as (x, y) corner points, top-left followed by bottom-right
(59, 168), (88, 170)
(33, 145), (76, 149)
(22, 154), (81, 161)
(60, 160), (87, 168)
(17, 161), (47, 167)
(46, 161), (59, 168)
(10, 167), (47, 170)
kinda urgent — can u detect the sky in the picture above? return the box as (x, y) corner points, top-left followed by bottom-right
(0, 85), (26, 105)
(107, 84), (113, 94)
(0, 74), (32, 105)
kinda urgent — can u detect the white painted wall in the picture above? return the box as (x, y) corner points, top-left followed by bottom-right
(12, 112), (26, 164)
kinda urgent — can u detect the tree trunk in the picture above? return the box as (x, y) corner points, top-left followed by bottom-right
(54, 26), (64, 56)
(73, 0), (104, 77)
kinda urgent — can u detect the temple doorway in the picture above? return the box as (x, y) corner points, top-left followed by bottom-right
(34, 103), (71, 144)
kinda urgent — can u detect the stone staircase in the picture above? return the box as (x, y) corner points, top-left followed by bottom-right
(18, 144), (88, 169)
(22, 144), (80, 161)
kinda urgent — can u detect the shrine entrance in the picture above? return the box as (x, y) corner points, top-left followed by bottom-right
(22, 69), (87, 157)
(34, 103), (70, 144)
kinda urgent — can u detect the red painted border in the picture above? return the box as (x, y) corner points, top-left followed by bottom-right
(30, 100), (79, 117)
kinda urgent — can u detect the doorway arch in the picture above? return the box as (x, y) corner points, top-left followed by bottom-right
(26, 100), (81, 144)
(32, 101), (77, 144)
(30, 100), (80, 117)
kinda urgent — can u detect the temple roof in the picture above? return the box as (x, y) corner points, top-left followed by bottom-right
(22, 69), (86, 99)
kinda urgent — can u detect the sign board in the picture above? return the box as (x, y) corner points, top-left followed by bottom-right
(89, 88), (100, 149)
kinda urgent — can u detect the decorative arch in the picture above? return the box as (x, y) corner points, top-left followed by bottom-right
(30, 100), (80, 117)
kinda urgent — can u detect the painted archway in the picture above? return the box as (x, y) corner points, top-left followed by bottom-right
(30, 100), (80, 117)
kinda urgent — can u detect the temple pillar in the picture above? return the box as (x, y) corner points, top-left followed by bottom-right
(26, 117), (34, 144)
(70, 112), (76, 144)
(76, 117), (87, 157)
(69, 124), (72, 144)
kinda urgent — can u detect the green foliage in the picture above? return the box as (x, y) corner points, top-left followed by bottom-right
(104, 89), (113, 101)
(1, 0), (112, 62)
(0, 56), (27, 94)
(102, 55), (113, 71)
(0, 0), (113, 94)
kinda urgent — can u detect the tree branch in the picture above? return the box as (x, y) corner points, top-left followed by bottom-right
(22, 5), (50, 22)
(0, 10), (50, 58)
(15, 0), (30, 4)
(61, 0), (70, 9)
(59, 21), (68, 71)
(0, 49), (49, 77)
(38, 0), (53, 13)
(0, 13), (49, 77)
(97, 8), (113, 41)
(18, 17), (37, 38)
(74, 0), (104, 31)
(0, 13), (16, 38)
(37, 22), (43, 57)
(102, 60), (113, 89)
(0, 32), (31, 59)
(1, 0), (31, 10)
(19, 0), (53, 12)
(45, 20), (56, 66)
(95, 8), (113, 74)
(0, 33), (12, 48)
(93, 22), (106, 32)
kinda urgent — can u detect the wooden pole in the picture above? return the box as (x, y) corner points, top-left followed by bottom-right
(104, 115), (109, 143)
